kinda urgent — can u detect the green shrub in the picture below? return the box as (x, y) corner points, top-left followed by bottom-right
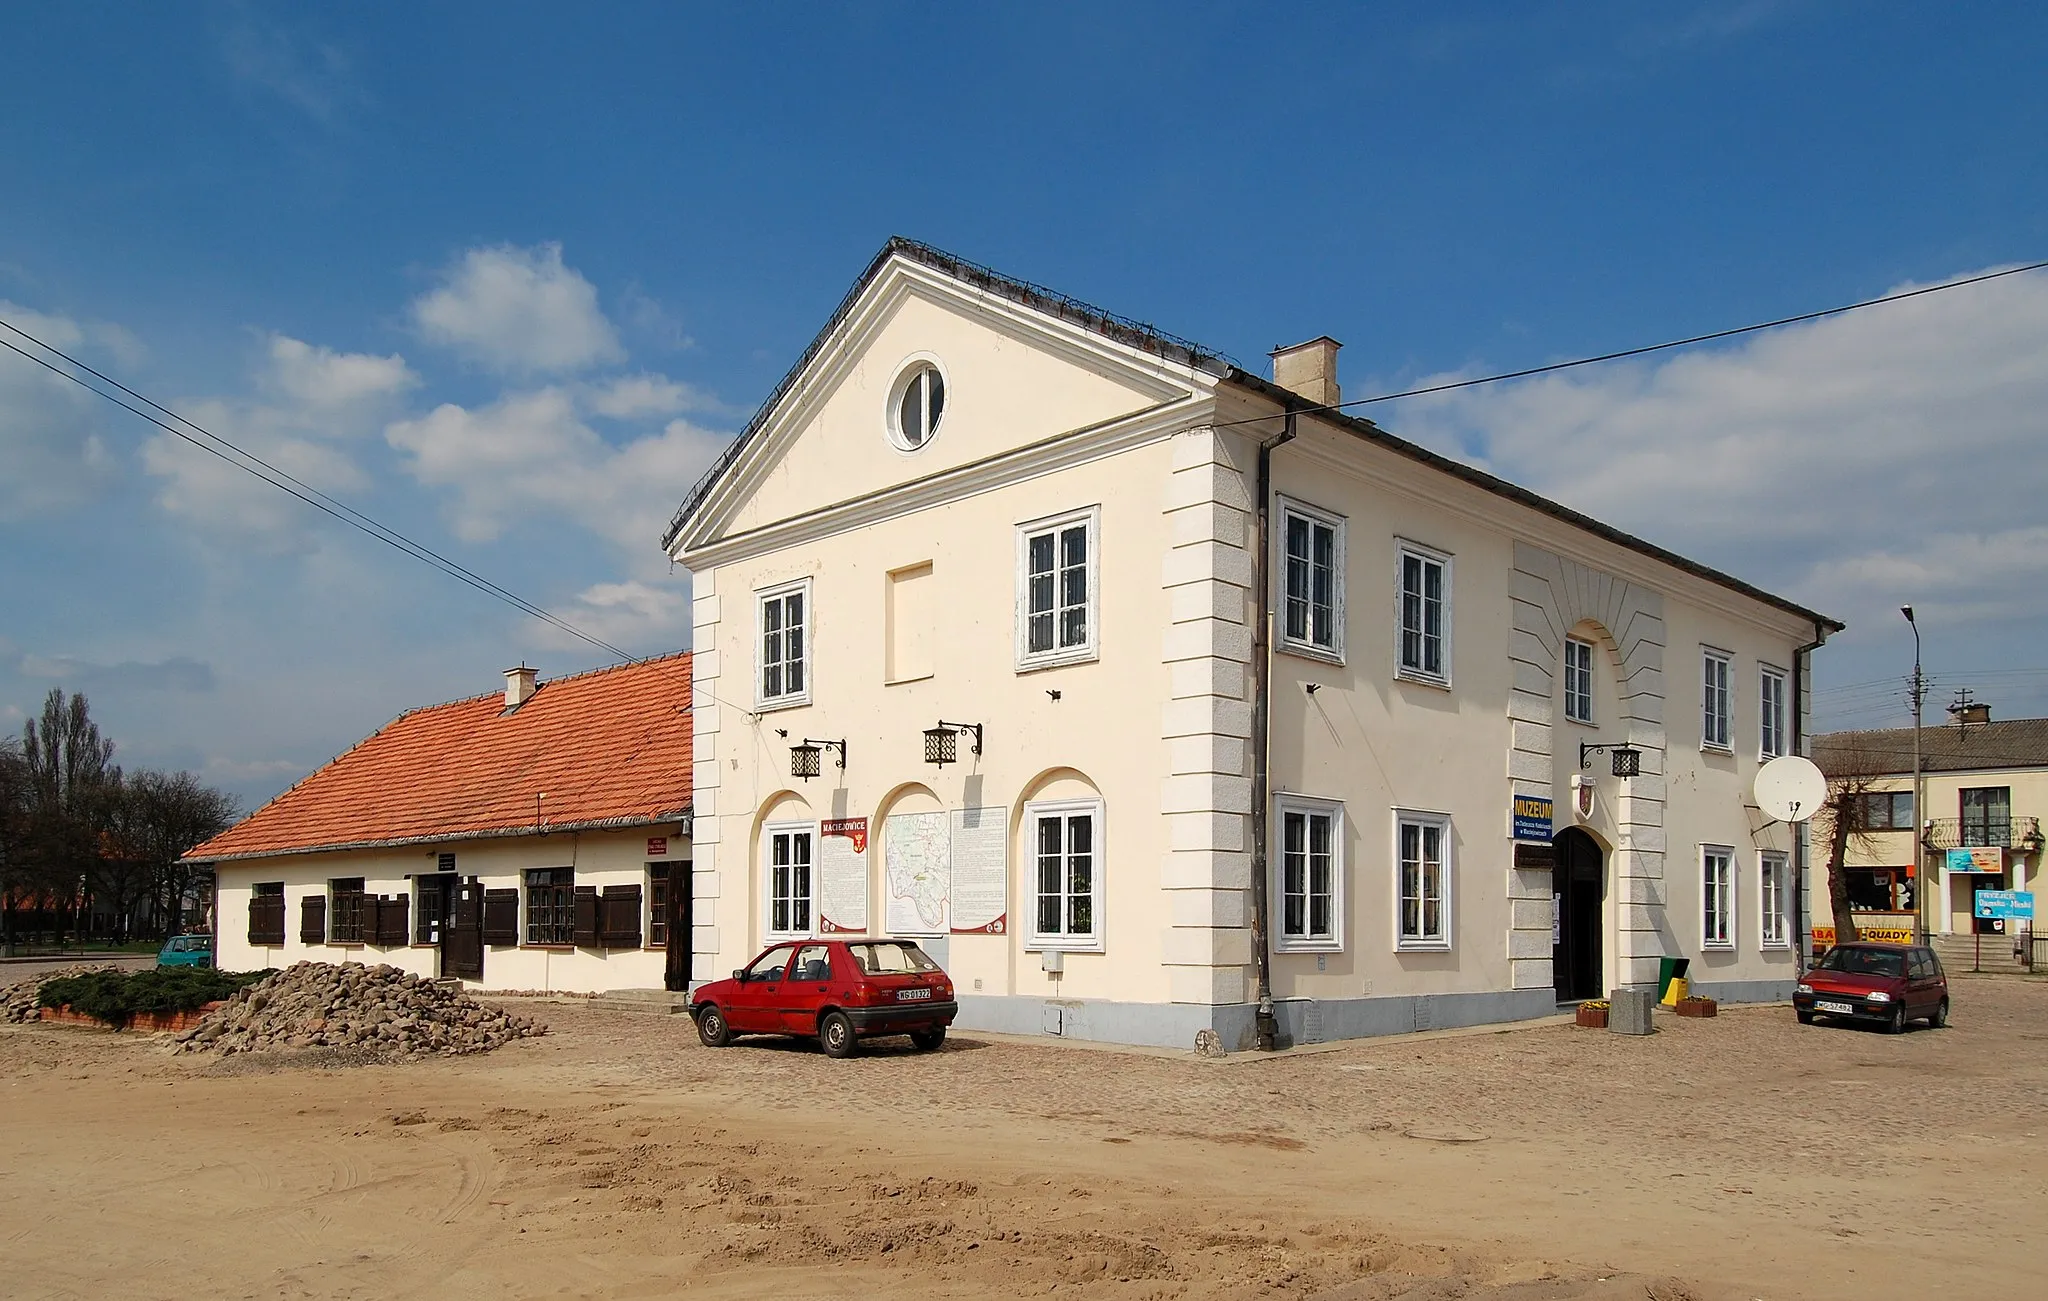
(38, 968), (266, 1026)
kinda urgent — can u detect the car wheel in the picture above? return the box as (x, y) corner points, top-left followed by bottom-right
(1795, 1009), (1814, 1025)
(819, 1011), (858, 1059)
(1886, 1005), (1907, 1035)
(909, 1027), (946, 1051)
(695, 1005), (732, 1048)
(1931, 998), (1950, 1028)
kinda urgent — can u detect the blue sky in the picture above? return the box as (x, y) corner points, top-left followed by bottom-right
(3, 2), (2046, 809)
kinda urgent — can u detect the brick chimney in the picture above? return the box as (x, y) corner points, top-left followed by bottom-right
(1954, 701), (1991, 726)
(1271, 336), (1342, 407)
(504, 664), (539, 710)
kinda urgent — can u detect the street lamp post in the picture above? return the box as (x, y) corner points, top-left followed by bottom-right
(1902, 606), (1928, 941)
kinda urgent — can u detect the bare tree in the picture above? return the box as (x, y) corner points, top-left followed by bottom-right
(0, 737), (29, 951)
(20, 689), (121, 944)
(1813, 743), (1904, 945)
(111, 769), (239, 939)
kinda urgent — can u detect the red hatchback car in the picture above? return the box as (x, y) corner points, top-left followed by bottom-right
(1793, 941), (1949, 1033)
(690, 938), (957, 1057)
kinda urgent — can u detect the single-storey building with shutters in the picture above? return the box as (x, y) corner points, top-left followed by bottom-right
(184, 655), (694, 993)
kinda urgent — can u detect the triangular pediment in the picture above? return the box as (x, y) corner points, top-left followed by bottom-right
(669, 245), (1226, 556)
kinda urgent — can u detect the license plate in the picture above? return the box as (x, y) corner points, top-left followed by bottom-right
(1816, 1000), (1855, 1014)
(895, 987), (932, 1001)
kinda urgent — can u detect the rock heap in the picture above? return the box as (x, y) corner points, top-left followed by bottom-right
(1, 965), (118, 1023)
(174, 961), (545, 1058)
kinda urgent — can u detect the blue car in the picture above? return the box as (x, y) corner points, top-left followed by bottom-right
(157, 934), (214, 968)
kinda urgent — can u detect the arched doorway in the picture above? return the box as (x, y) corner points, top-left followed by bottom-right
(1552, 828), (1606, 1002)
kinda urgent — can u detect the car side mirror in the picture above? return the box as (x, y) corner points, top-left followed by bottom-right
(733, 969), (748, 981)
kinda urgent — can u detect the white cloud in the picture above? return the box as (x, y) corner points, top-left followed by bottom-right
(534, 580), (691, 655)
(0, 302), (120, 519)
(219, 11), (364, 126)
(386, 389), (726, 556)
(1392, 266), (2048, 616)
(412, 243), (624, 375)
(263, 334), (416, 412)
(585, 373), (710, 420)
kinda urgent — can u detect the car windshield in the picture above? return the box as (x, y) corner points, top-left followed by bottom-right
(1818, 947), (1906, 977)
(848, 941), (939, 975)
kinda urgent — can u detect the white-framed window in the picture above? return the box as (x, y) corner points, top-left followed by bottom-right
(1759, 852), (1789, 950)
(756, 578), (811, 708)
(1393, 810), (1452, 950)
(1759, 665), (1787, 759)
(1274, 795), (1343, 952)
(1395, 541), (1451, 685)
(1278, 499), (1345, 661)
(1026, 798), (1104, 951)
(764, 822), (815, 938)
(1563, 637), (1595, 724)
(1701, 648), (1732, 751)
(1701, 846), (1734, 949)
(887, 357), (946, 452)
(1015, 507), (1099, 670)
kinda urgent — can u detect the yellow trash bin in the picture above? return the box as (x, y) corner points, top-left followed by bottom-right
(1661, 975), (1690, 1007)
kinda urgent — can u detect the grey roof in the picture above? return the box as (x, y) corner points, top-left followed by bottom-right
(663, 237), (1841, 636)
(1814, 718), (2048, 777)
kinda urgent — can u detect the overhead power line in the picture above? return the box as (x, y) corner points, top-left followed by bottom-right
(1214, 258), (2048, 431)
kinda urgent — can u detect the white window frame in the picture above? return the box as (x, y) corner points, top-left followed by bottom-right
(1394, 540), (1452, 688)
(1563, 636), (1595, 725)
(1759, 664), (1787, 760)
(885, 353), (948, 454)
(1276, 497), (1346, 664)
(763, 821), (817, 940)
(1701, 845), (1735, 950)
(1023, 797), (1105, 952)
(1759, 851), (1789, 950)
(1273, 794), (1344, 953)
(1014, 506), (1101, 671)
(1392, 809), (1453, 951)
(1701, 647), (1732, 752)
(755, 577), (813, 710)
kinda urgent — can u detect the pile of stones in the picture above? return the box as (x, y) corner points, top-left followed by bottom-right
(0, 965), (118, 1023)
(174, 961), (545, 1058)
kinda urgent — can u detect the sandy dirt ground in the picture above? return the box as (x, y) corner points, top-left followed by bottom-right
(3, 976), (2044, 1301)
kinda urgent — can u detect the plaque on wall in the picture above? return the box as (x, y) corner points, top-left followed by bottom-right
(1514, 841), (1556, 871)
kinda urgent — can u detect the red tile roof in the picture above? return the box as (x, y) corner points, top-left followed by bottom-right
(187, 653), (691, 863)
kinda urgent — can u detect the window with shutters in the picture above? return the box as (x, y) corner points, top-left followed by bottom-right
(1394, 811), (1452, 950)
(525, 868), (575, 945)
(1015, 506), (1099, 670)
(372, 894), (410, 947)
(1274, 795), (1343, 952)
(299, 894), (326, 945)
(1026, 798), (1104, 952)
(599, 884), (643, 949)
(329, 878), (367, 943)
(756, 578), (811, 709)
(1395, 541), (1451, 686)
(248, 883), (285, 946)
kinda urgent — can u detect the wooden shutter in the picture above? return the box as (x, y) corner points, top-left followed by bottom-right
(374, 895), (410, 946)
(300, 895), (326, 945)
(599, 884), (643, 949)
(572, 885), (600, 947)
(248, 892), (285, 946)
(482, 888), (519, 945)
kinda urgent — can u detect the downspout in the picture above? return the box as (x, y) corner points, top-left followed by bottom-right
(1791, 619), (1831, 974)
(1247, 409), (1297, 1051)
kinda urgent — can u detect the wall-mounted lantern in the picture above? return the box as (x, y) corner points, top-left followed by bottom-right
(1580, 740), (1642, 778)
(923, 720), (984, 768)
(790, 738), (846, 781)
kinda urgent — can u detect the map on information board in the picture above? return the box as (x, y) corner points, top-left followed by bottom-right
(884, 811), (949, 934)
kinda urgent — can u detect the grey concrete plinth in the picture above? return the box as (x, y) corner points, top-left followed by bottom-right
(1608, 987), (1656, 1035)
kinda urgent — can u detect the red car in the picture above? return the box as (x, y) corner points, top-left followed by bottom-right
(690, 938), (957, 1057)
(1793, 941), (1949, 1033)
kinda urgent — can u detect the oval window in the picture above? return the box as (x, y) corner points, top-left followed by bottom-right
(891, 362), (945, 451)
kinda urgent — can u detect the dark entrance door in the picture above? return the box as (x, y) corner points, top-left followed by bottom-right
(656, 861), (693, 991)
(445, 877), (485, 981)
(1552, 828), (1605, 1002)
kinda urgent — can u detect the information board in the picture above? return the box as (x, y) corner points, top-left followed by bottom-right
(884, 811), (950, 934)
(948, 806), (1009, 934)
(817, 818), (868, 933)
(1974, 889), (2035, 920)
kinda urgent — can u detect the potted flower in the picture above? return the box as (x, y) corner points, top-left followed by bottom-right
(1675, 994), (1719, 1018)
(1575, 999), (1610, 1029)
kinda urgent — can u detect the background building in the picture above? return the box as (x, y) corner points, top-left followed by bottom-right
(188, 656), (693, 993)
(666, 240), (1839, 1049)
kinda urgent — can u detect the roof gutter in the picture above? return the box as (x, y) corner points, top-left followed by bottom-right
(1247, 409), (1297, 1052)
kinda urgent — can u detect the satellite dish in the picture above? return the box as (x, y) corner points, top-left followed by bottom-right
(1755, 755), (1828, 823)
